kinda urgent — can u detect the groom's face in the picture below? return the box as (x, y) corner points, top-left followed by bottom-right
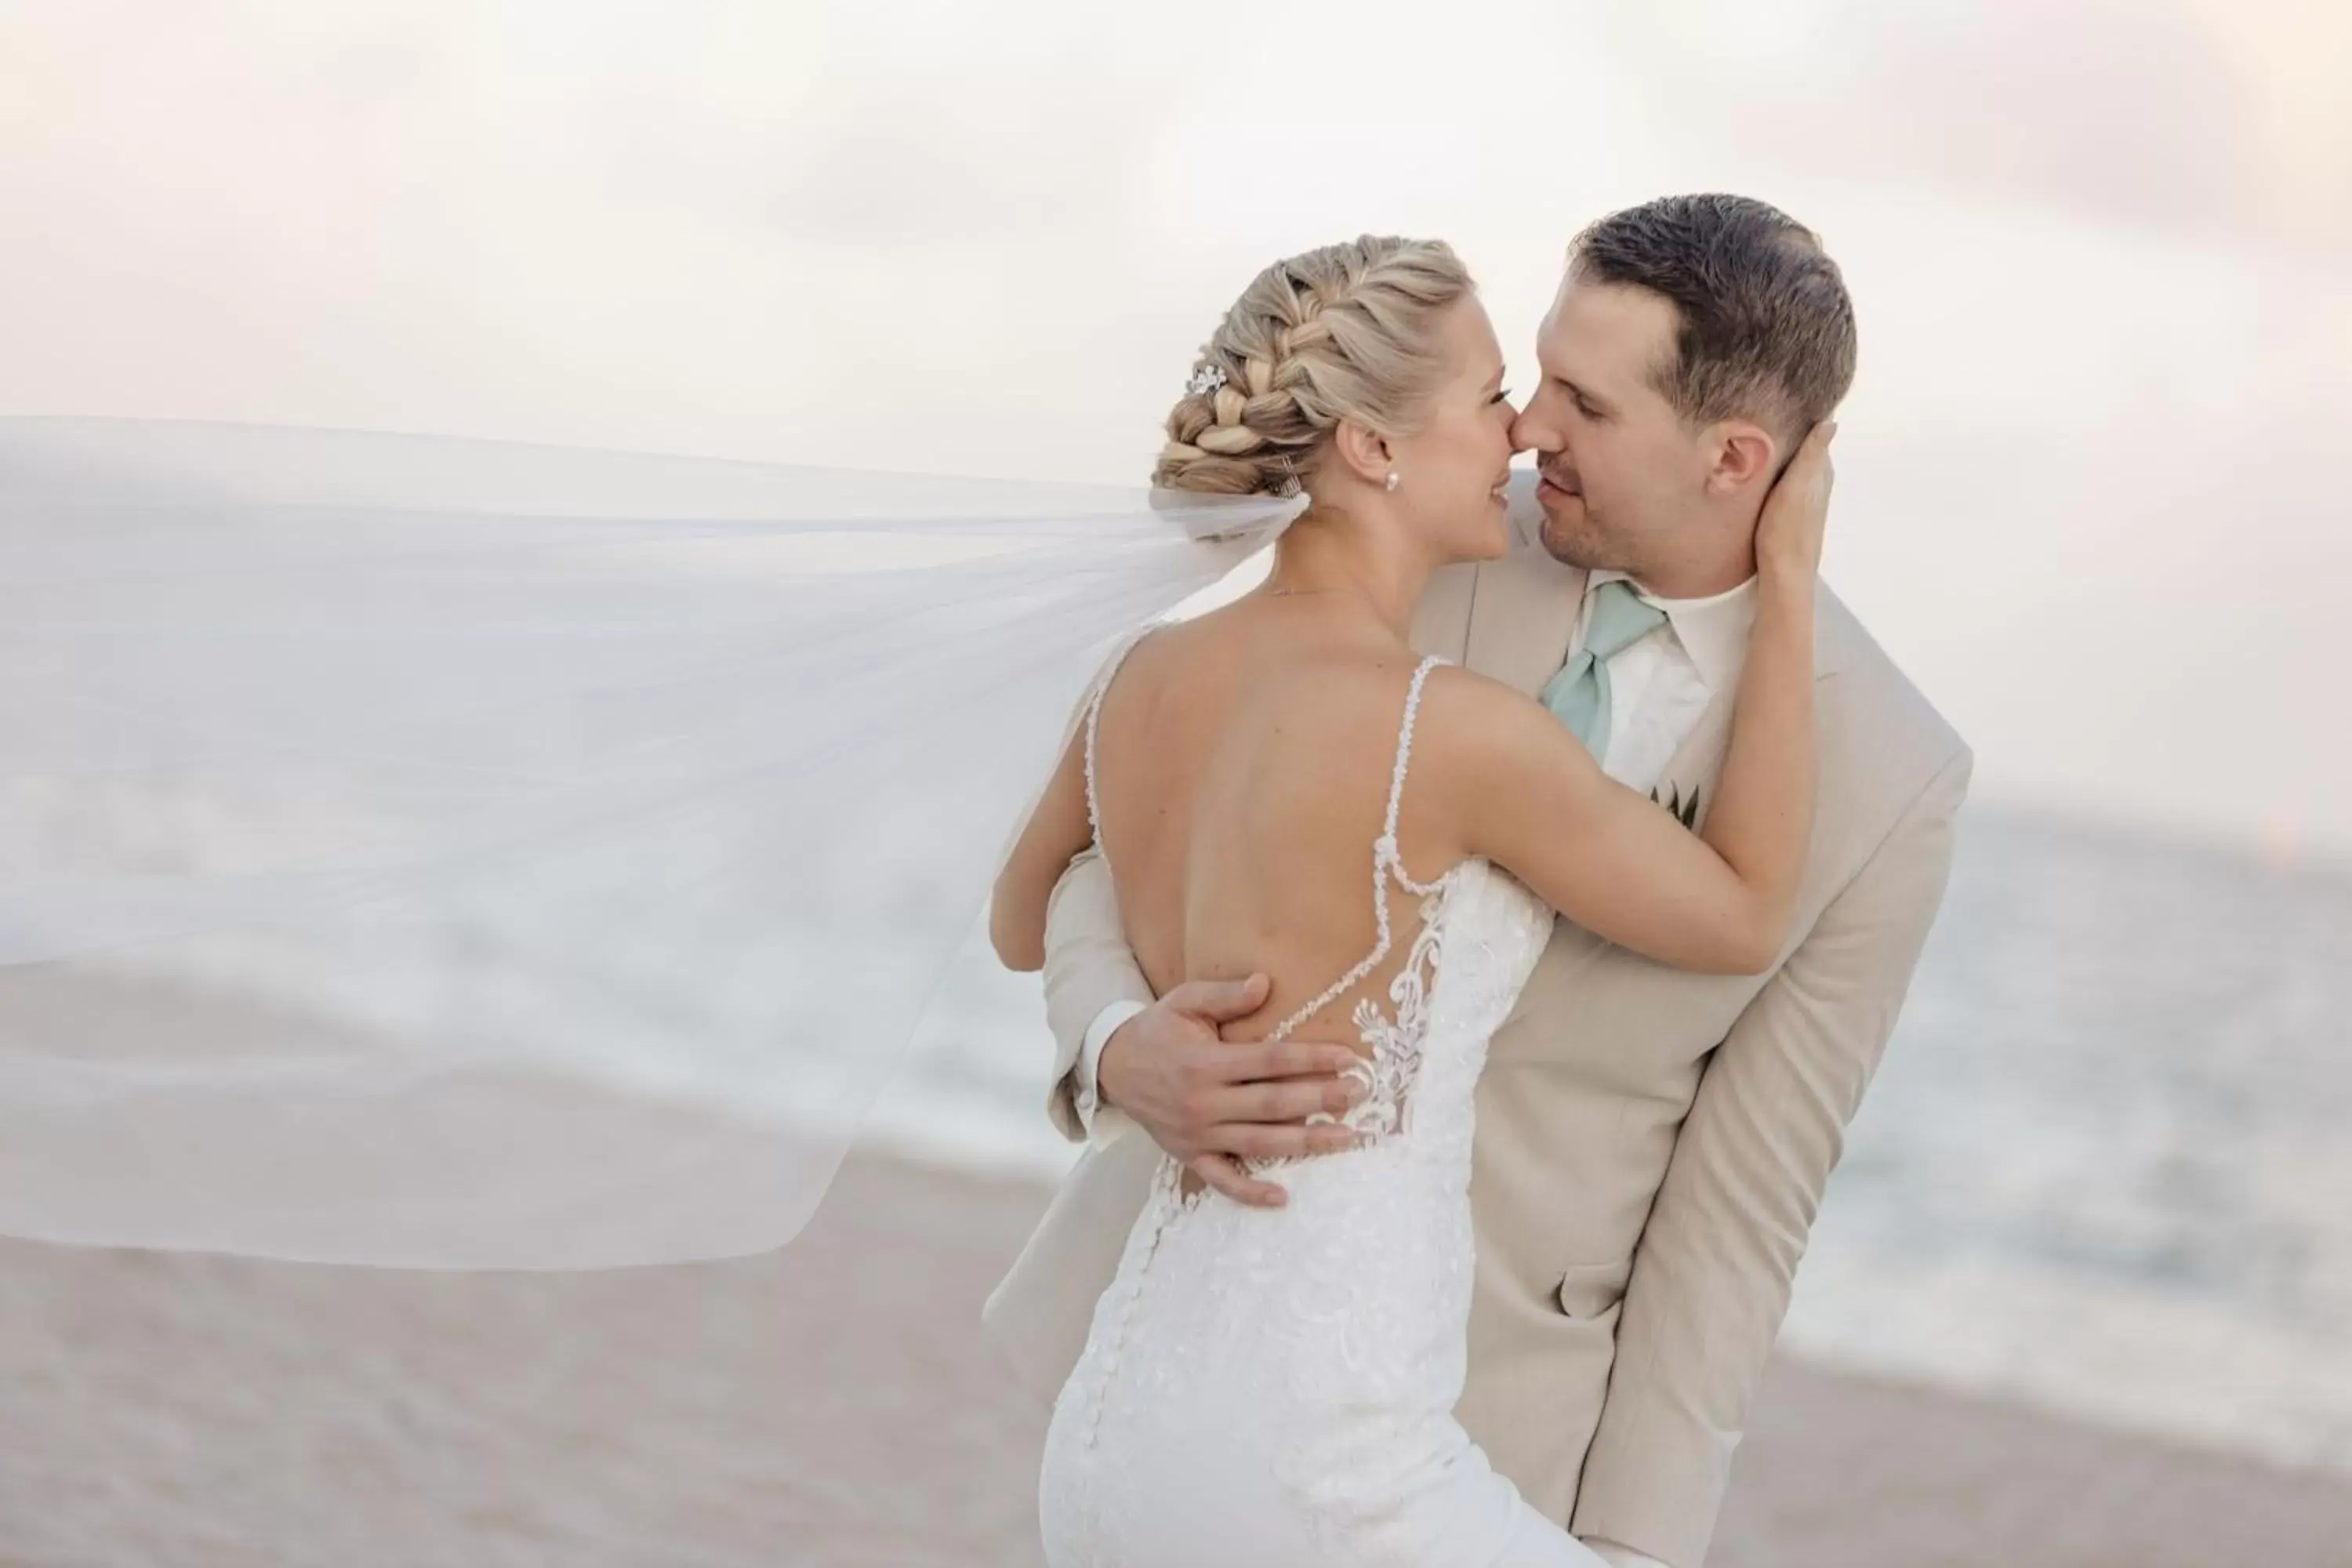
(1515, 275), (1704, 575)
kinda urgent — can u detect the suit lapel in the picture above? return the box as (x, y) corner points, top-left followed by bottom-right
(1464, 553), (1588, 697)
(1652, 684), (1739, 829)
(1653, 588), (1853, 830)
(1410, 561), (1480, 664)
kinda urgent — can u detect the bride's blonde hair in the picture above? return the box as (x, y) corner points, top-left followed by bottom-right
(1156, 235), (1474, 497)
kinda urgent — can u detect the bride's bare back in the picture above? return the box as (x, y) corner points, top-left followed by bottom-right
(1089, 601), (1450, 1054)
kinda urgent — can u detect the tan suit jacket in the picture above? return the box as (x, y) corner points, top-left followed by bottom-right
(982, 535), (1972, 1568)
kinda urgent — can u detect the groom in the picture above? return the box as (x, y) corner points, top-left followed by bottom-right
(985, 194), (1970, 1567)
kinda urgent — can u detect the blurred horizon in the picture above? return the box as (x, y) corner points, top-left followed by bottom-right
(2, 0), (2347, 858)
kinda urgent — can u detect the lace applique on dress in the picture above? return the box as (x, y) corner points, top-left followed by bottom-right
(1256, 655), (1455, 1142)
(1334, 877), (1450, 1140)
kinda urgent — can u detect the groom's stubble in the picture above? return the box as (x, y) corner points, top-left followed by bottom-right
(1530, 421), (1693, 586)
(1532, 472), (1625, 574)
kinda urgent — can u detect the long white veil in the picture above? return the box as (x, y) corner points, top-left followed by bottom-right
(0, 416), (1302, 1267)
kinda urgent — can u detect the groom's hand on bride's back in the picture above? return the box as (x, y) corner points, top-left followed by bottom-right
(1097, 974), (1367, 1209)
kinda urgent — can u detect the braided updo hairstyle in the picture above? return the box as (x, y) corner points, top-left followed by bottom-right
(1155, 236), (1475, 497)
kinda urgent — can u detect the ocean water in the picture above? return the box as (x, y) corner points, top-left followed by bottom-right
(877, 804), (2352, 1475)
(32, 783), (2349, 1474)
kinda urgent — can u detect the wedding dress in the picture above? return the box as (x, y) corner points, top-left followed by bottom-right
(1036, 651), (1605, 1568)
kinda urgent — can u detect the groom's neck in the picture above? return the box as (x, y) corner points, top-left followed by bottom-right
(1628, 547), (1759, 601)
(1614, 508), (1761, 600)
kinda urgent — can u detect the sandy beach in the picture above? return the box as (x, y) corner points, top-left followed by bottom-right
(4, 1148), (2348, 1568)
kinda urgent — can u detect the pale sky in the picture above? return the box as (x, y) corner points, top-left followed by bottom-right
(2, 0), (2347, 856)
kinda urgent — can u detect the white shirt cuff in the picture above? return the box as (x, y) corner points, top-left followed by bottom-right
(1073, 1000), (1149, 1143)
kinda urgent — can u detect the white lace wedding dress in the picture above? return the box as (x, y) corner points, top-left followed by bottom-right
(1037, 654), (1609, 1568)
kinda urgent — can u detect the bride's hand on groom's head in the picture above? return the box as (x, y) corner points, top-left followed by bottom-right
(1098, 975), (1368, 1210)
(1755, 419), (1836, 584)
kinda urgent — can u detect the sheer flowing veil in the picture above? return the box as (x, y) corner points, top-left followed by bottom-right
(0, 416), (1304, 1268)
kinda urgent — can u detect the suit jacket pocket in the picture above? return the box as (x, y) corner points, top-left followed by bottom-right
(1555, 1257), (1634, 1322)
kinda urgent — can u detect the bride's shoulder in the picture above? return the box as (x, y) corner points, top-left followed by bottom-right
(1250, 646), (1461, 750)
(1415, 659), (1533, 713)
(1409, 662), (1576, 777)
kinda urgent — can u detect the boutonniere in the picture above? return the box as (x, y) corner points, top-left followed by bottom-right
(1651, 782), (1701, 831)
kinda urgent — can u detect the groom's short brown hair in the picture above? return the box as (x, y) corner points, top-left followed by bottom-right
(1570, 194), (1856, 441)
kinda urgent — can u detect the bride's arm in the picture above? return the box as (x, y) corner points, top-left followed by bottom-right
(990, 724), (1094, 972)
(1427, 424), (1833, 975)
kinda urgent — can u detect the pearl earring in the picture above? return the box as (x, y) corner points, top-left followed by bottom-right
(1385, 471), (1401, 493)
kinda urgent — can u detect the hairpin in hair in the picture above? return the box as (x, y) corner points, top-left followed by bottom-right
(1186, 364), (1229, 397)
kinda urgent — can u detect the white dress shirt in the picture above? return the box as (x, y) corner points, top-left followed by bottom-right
(1062, 572), (1759, 1568)
(1573, 569), (1759, 797)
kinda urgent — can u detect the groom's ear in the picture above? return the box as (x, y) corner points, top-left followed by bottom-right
(1330, 419), (1393, 489)
(1702, 419), (1779, 499)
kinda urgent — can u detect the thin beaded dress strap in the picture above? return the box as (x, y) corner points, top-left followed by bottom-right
(1374, 656), (1450, 898)
(1260, 656), (1446, 1047)
(1083, 629), (1156, 851)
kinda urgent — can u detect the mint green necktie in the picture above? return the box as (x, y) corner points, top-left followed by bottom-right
(1540, 579), (1668, 754)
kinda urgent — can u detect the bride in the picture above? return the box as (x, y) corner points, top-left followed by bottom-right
(992, 236), (1830, 1567)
